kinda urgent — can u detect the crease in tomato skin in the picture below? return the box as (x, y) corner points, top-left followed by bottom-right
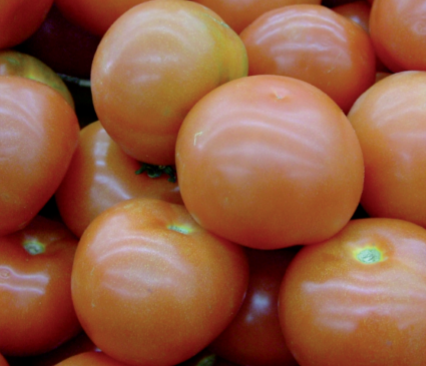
(23, 239), (46, 255)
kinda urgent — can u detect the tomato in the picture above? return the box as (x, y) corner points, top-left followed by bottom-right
(54, 0), (185, 36)
(208, 247), (299, 366)
(0, 216), (81, 357)
(240, 4), (376, 113)
(0, 0), (53, 49)
(347, 71), (426, 228)
(279, 217), (426, 366)
(55, 121), (183, 238)
(370, 0), (426, 72)
(17, 4), (101, 79)
(0, 76), (79, 236)
(190, 0), (321, 34)
(91, 0), (248, 165)
(0, 50), (75, 108)
(71, 198), (249, 366)
(176, 75), (364, 249)
(54, 352), (128, 366)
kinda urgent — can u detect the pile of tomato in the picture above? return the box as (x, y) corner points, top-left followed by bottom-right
(1, 0), (426, 365)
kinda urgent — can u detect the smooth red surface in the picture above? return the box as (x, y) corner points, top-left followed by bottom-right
(0, 216), (81, 357)
(240, 4), (376, 113)
(91, 0), (248, 165)
(55, 121), (183, 238)
(280, 218), (426, 366)
(176, 75), (364, 249)
(0, 76), (79, 236)
(71, 198), (249, 366)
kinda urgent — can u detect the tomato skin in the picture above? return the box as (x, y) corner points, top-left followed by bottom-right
(0, 216), (81, 357)
(55, 121), (183, 238)
(0, 0), (53, 49)
(348, 71), (426, 228)
(208, 247), (299, 366)
(91, 0), (248, 165)
(54, 351), (128, 366)
(71, 198), (249, 366)
(176, 75), (364, 249)
(279, 218), (426, 366)
(370, 0), (426, 72)
(0, 76), (80, 236)
(240, 4), (376, 113)
(190, 0), (321, 34)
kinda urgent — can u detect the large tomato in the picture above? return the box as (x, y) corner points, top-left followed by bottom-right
(71, 198), (249, 366)
(55, 121), (183, 238)
(240, 4), (376, 113)
(190, 0), (321, 34)
(279, 218), (426, 366)
(176, 75), (364, 249)
(208, 247), (299, 366)
(0, 76), (79, 236)
(0, 216), (81, 357)
(0, 0), (53, 49)
(370, 0), (426, 72)
(347, 71), (426, 228)
(91, 0), (248, 165)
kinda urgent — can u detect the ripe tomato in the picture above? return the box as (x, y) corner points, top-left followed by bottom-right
(55, 352), (127, 366)
(54, 0), (184, 36)
(0, 76), (79, 236)
(279, 218), (426, 366)
(348, 71), (426, 228)
(370, 0), (426, 72)
(240, 4), (376, 113)
(55, 121), (183, 238)
(190, 0), (321, 34)
(91, 0), (248, 165)
(0, 0), (53, 49)
(71, 198), (249, 366)
(208, 247), (299, 366)
(176, 75), (364, 249)
(0, 216), (81, 357)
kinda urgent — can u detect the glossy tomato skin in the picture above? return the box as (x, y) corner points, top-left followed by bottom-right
(279, 218), (426, 366)
(91, 0), (248, 165)
(71, 198), (249, 366)
(348, 71), (426, 228)
(176, 75), (364, 249)
(190, 0), (321, 34)
(55, 352), (128, 366)
(208, 247), (299, 366)
(0, 76), (79, 236)
(240, 4), (376, 113)
(55, 121), (183, 238)
(0, 0), (53, 49)
(370, 0), (426, 72)
(0, 216), (81, 357)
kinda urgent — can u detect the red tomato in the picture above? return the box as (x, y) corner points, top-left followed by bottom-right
(55, 121), (183, 238)
(190, 0), (321, 34)
(240, 4), (376, 113)
(71, 198), (249, 366)
(91, 0), (248, 165)
(370, 0), (426, 72)
(0, 216), (81, 357)
(348, 71), (426, 228)
(176, 75), (364, 249)
(208, 247), (299, 366)
(54, 0), (184, 36)
(0, 0), (53, 49)
(279, 218), (426, 366)
(54, 352), (127, 366)
(0, 76), (79, 236)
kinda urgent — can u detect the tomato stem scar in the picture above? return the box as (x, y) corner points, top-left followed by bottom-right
(355, 247), (383, 264)
(23, 240), (46, 255)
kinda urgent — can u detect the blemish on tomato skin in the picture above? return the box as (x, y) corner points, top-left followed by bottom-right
(353, 246), (385, 264)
